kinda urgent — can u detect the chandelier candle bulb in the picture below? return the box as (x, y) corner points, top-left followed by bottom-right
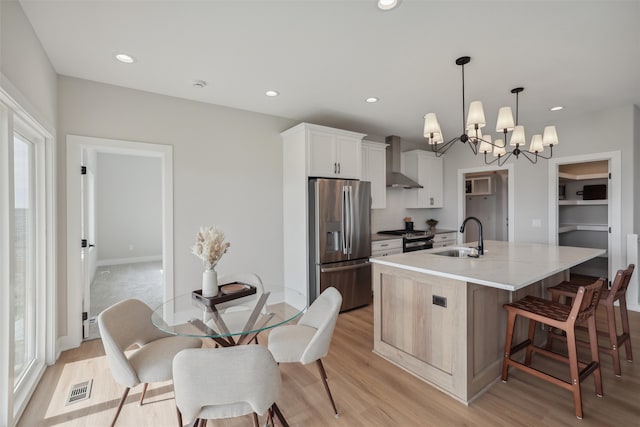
(529, 134), (544, 153)
(423, 113), (442, 141)
(466, 101), (487, 130)
(429, 132), (444, 145)
(510, 125), (526, 146)
(542, 126), (559, 146)
(496, 107), (516, 132)
(478, 134), (493, 154)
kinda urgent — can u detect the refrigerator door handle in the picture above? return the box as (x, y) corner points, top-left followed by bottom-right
(341, 185), (348, 254)
(348, 185), (354, 254)
(321, 261), (370, 273)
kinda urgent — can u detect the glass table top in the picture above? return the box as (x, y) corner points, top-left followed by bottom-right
(151, 287), (306, 346)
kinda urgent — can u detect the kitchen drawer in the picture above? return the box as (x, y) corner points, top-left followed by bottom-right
(372, 239), (402, 257)
(432, 232), (456, 247)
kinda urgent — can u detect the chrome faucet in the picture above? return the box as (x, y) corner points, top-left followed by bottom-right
(460, 216), (484, 256)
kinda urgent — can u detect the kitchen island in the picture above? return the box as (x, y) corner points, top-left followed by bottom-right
(370, 240), (605, 404)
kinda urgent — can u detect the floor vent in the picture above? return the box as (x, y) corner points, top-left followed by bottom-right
(66, 379), (92, 405)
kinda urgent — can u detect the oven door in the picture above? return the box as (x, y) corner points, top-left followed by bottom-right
(403, 238), (433, 252)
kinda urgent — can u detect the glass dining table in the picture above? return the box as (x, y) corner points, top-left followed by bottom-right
(151, 285), (307, 348)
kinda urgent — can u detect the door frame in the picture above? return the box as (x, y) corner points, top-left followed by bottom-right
(457, 163), (515, 244)
(547, 151), (621, 284)
(65, 135), (173, 350)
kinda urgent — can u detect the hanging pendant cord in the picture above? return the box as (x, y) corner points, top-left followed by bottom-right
(515, 91), (519, 126)
(461, 63), (466, 133)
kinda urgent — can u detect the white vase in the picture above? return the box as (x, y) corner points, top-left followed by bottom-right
(202, 269), (218, 297)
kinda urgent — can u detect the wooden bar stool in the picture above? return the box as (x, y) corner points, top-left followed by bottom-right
(501, 278), (605, 419)
(547, 264), (635, 377)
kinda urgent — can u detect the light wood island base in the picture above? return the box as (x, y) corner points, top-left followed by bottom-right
(372, 262), (568, 404)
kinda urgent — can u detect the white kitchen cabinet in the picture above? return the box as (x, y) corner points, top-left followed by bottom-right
(307, 126), (363, 179)
(432, 231), (457, 248)
(361, 141), (388, 209)
(401, 150), (443, 208)
(371, 239), (402, 257)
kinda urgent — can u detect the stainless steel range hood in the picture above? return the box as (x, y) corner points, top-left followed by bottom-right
(385, 135), (423, 189)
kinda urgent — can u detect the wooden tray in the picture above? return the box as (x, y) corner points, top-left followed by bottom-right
(192, 283), (256, 308)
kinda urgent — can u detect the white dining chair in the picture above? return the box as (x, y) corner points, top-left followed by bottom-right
(173, 345), (287, 427)
(98, 298), (202, 427)
(267, 286), (342, 417)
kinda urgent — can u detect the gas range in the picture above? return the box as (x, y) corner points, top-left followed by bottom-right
(377, 230), (433, 252)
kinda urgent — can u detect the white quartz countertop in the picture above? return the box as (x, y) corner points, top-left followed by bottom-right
(369, 240), (606, 291)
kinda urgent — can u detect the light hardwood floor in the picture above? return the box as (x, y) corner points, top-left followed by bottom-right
(18, 304), (639, 426)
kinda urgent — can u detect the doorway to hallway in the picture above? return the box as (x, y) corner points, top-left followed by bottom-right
(457, 164), (514, 244)
(66, 135), (174, 348)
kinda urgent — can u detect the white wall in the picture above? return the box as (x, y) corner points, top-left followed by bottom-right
(96, 153), (162, 263)
(0, 1), (57, 132)
(371, 189), (445, 233)
(57, 76), (295, 337)
(635, 106), (640, 238)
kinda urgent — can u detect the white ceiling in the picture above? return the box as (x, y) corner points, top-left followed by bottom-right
(19, 0), (640, 144)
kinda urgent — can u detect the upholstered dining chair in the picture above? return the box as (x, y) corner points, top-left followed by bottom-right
(98, 298), (202, 427)
(172, 345), (287, 427)
(267, 286), (342, 417)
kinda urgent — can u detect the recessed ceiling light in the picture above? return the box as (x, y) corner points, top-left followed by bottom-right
(377, 0), (400, 11)
(366, 97), (379, 103)
(115, 53), (135, 64)
(550, 106), (564, 111)
(265, 90), (280, 97)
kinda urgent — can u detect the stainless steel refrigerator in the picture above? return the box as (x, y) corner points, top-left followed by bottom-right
(308, 178), (372, 311)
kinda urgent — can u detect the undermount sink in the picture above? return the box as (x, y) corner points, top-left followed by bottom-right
(431, 247), (478, 258)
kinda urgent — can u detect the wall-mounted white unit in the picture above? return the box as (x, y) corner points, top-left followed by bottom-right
(465, 176), (492, 195)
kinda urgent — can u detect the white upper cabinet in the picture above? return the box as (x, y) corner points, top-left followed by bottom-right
(361, 141), (388, 209)
(307, 126), (363, 179)
(401, 150), (443, 208)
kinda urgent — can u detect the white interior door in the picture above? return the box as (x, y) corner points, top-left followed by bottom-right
(80, 151), (97, 339)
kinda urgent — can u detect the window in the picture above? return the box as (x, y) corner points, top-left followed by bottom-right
(12, 132), (36, 389)
(0, 92), (55, 426)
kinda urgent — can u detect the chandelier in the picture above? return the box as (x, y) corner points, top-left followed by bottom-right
(423, 56), (504, 157)
(424, 56), (559, 166)
(481, 87), (559, 166)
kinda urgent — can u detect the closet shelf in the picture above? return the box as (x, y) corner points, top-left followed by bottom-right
(558, 199), (607, 206)
(559, 171), (608, 180)
(558, 224), (608, 233)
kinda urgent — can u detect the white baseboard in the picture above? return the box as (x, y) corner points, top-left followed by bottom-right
(627, 303), (640, 313)
(56, 334), (79, 357)
(96, 254), (162, 267)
